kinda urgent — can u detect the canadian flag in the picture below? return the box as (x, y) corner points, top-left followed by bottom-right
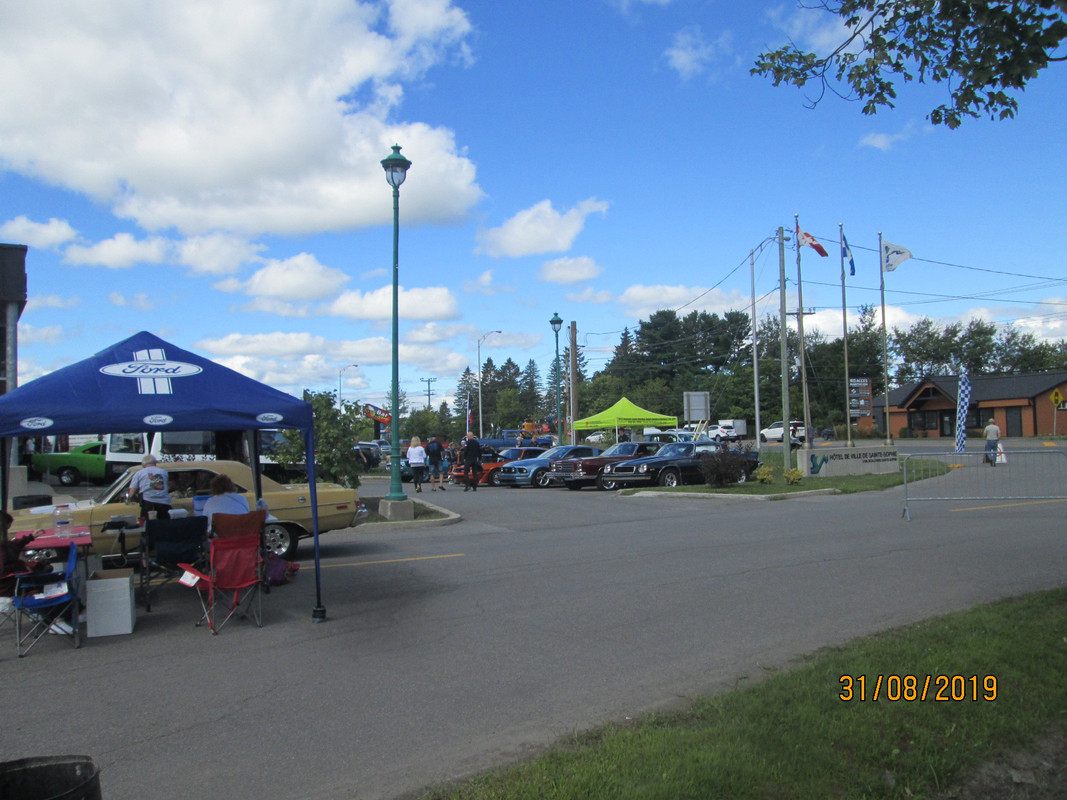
(796, 221), (828, 257)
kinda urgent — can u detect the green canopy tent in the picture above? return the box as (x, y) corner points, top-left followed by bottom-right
(572, 397), (677, 438)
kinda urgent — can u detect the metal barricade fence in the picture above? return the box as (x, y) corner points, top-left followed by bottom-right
(902, 449), (1067, 520)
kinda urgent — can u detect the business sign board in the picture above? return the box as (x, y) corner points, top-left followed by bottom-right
(804, 448), (899, 478)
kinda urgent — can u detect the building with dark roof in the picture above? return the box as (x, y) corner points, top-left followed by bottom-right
(874, 371), (1067, 438)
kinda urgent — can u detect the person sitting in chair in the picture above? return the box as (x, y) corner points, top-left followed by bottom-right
(202, 473), (252, 532)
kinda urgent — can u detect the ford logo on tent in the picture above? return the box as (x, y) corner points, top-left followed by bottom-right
(20, 417), (54, 430)
(144, 415), (174, 426)
(100, 361), (202, 378)
(257, 413), (284, 424)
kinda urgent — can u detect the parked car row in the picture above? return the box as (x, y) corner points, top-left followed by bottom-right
(430, 440), (760, 491)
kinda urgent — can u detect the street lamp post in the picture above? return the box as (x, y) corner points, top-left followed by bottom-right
(550, 312), (563, 442)
(337, 364), (357, 408)
(476, 330), (501, 438)
(381, 144), (411, 502)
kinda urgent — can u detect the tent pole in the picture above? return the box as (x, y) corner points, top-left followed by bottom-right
(307, 427), (325, 622)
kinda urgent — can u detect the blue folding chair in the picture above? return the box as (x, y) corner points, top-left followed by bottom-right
(13, 543), (82, 657)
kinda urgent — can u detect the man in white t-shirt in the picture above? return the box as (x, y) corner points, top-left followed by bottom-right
(130, 455), (172, 519)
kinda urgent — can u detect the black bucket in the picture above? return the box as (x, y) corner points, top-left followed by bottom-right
(0, 756), (101, 800)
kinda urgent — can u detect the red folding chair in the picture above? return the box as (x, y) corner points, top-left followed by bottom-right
(179, 534), (263, 634)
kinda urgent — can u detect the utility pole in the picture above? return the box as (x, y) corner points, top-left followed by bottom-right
(778, 226), (790, 473)
(420, 377), (437, 409)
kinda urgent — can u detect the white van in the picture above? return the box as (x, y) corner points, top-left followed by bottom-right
(103, 431), (218, 477)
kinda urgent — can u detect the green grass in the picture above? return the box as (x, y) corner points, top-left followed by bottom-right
(621, 461), (955, 497)
(419, 589), (1067, 799)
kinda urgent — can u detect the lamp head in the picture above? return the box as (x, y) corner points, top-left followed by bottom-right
(381, 144), (412, 189)
(549, 312), (563, 333)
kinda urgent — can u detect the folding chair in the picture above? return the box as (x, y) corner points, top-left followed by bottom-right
(12, 543), (82, 656)
(210, 509), (267, 538)
(179, 533), (264, 634)
(140, 516), (208, 612)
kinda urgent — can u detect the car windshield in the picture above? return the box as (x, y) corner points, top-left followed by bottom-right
(539, 446), (573, 460)
(601, 442), (639, 457)
(658, 442), (693, 458)
(94, 470), (133, 504)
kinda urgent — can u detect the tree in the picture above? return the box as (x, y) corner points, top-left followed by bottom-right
(274, 390), (368, 487)
(752, 1), (1067, 128)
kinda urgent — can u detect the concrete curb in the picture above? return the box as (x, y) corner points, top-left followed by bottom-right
(361, 496), (463, 528)
(627, 488), (842, 501)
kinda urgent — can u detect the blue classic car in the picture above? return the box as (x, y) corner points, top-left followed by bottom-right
(496, 445), (603, 488)
(600, 441), (759, 488)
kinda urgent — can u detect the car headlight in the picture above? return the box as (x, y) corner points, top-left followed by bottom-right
(604, 464), (613, 473)
(638, 464), (648, 473)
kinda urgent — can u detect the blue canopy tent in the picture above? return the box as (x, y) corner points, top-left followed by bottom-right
(0, 331), (328, 621)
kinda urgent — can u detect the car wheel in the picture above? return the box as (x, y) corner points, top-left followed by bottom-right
(532, 468), (551, 488)
(596, 474), (618, 491)
(759, 433), (767, 443)
(57, 467), (81, 486)
(714, 434), (722, 442)
(735, 470), (748, 484)
(658, 469), (680, 488)
(488, 469), (502, 487)
(264, 522), (298, 559)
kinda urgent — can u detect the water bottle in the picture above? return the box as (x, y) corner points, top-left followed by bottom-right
(53, 503), (74, 536)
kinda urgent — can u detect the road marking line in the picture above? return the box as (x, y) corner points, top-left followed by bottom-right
(322, 553), (465, 568)
(950, 499), (1067, 512)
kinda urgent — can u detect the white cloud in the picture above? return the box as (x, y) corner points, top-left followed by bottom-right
(0, 1), (481, 236)
(860, 122), (920, 151)
(177, 234), (265, 276)
(617, 284), (749, 319)
(225, 253), (350, 302)
(476, 198), (609, 258)
(665, 26), (714, 80)
(540, 256), (602, 285)
(325, 284), (460, 320)
(63, 232), (170, 268)
(0, 216), (77, 249)
(24, 295), (80, 312)
(404, 322), (472, 344)
(565, 286), (614, 304)
(463, 269), (509, 295)
(108, 292), (153, 311)
(16, 323), (63, 345)
(198, 331), (330, 360)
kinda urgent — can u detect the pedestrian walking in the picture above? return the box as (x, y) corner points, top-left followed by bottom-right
(407, 435), (427, 492)
(461, 431), (482, 492)
(426, 434), (446, 492)
(982, 418), (1001, 466)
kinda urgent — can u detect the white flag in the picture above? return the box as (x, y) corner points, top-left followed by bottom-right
(882, 240), (913, 272)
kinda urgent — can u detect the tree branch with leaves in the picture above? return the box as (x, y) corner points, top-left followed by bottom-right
(752, 1), (1067, 127)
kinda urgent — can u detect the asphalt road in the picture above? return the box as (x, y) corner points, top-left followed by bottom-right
(3, 472), (1065, 799)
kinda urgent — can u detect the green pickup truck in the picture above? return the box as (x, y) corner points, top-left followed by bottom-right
(31, 441), (108, 486)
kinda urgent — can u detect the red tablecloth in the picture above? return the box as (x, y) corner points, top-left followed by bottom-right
(13, 526), (92, 549)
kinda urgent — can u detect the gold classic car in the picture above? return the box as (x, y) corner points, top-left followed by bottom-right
(12, 460), (367, 561)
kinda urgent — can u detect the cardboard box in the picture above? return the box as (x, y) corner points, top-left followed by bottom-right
(87, 568), (136, 637)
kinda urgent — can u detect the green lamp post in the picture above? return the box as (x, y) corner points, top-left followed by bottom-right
(382, 144), (412, 502)
(550, 312), (563, 442)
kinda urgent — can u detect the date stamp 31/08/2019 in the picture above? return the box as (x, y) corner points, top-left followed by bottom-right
(839, 674), (998, 702)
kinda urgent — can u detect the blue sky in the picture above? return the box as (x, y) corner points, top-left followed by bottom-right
(1, 0), (1065, 418)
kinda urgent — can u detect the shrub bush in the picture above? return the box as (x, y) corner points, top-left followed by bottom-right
(698, 449), (752, 486)
(753, 464), (775, 484)
(783, 468), (803, 485)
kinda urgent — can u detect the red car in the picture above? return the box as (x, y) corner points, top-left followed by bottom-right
(449, 447), (547, 487)
(548, 440), (664, 490)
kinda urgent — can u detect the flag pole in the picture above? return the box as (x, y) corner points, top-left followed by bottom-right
(879, 231), (892, 445)
(840, 223), (853, 448)
(794, 214), (812, 454)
